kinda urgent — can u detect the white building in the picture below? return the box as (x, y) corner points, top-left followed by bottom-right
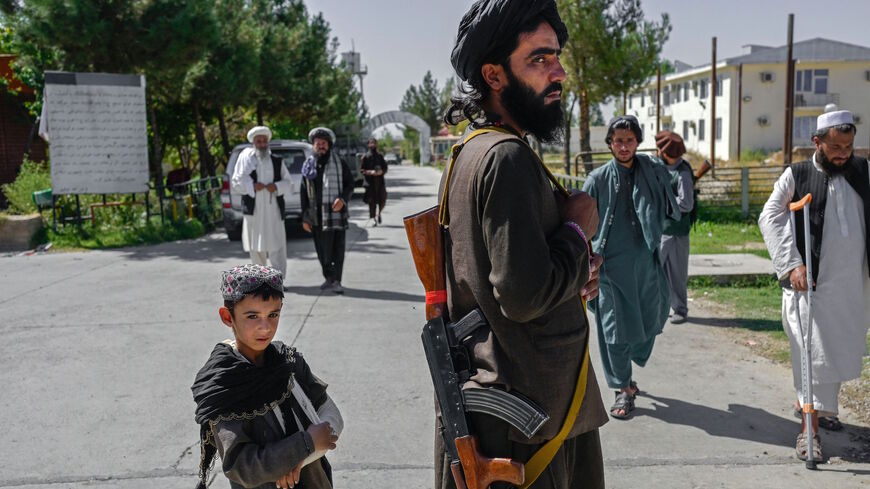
(628, 38), (870, 161)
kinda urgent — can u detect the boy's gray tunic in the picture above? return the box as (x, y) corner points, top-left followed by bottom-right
(439, 130), (608, 444)
(582, 154), (679, 345)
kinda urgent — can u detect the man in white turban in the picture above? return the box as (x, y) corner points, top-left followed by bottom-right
(759, 109), (870, 461)
(231, 126), (292, 282)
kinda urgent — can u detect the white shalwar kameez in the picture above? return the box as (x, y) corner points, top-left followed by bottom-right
(759, 155), (870, 415)
(231, 148), (292, 278)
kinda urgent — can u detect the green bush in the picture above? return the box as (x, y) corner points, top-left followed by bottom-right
(740, 148), (770, 163)
(1, 159), (51, 214)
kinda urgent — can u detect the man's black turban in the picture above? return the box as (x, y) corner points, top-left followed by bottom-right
(450, 0), (568, 82)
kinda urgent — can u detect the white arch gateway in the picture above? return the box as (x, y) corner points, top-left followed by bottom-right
(361, 111), (431, 164)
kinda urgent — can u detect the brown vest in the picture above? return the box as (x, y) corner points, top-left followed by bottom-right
(439, 131), (607, 443)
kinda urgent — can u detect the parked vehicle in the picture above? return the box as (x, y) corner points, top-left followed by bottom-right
(384, 153), (399, 165)
(221, 140), (311, 241)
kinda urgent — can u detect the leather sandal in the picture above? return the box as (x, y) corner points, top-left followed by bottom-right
(795, 432), (823, 462)
(792, 408), (843, 431)
(610, 390), (636, 419)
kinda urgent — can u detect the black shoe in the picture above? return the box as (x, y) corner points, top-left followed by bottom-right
(377, 214), (382, 224)
(331, 281), (344, 294)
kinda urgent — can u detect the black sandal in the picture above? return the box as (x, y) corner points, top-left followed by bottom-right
(610, 390), (636, 419)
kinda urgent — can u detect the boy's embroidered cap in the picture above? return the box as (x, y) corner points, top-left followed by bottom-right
(221, 264), (284, 301)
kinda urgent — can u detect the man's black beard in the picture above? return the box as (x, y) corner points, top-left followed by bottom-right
(817, 149), (850, 175)
(500, 66), (564, 143)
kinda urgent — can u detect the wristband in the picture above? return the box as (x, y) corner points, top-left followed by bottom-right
(564, 221), (593, 270)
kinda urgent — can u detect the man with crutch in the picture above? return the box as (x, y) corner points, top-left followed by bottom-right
(759, 109), (870, 464)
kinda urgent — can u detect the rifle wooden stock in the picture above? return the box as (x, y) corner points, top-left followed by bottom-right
(455, 435), (525, 489)
(695, 160), (713, 181)
(404, 205), (447, 320)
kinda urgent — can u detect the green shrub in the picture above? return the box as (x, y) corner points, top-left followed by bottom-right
(740, 148), (770, 163)
(1, 159), (51, 214)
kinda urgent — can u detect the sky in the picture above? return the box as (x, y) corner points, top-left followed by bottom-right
(306, 0), (870, 120)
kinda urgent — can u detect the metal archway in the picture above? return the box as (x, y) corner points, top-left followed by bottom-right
(361, 111), (431, 164)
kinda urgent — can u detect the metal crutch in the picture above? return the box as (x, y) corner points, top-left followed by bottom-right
(789, 193), (817, 470)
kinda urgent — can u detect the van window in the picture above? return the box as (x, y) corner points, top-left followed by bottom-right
(274, 149), (307, 173)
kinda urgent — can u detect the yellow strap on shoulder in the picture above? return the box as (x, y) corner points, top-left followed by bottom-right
(438, 126), (569, 227)
(521, 323), (589, 488)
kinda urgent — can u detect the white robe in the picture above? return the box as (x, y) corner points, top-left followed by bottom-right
(759, 156), (870, 388)
(231, 148), (292, 253)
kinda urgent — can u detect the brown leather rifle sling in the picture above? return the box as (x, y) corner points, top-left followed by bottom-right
(440, 126), (591, 489)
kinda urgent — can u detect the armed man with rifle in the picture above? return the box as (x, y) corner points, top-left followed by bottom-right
(408, 1), (609, 488)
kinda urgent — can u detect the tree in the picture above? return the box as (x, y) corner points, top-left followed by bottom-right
(558, 0), (670, 173)
(400, 71), (442, 136)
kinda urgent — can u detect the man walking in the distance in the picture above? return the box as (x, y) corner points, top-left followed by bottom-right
(361, 137), (388, 226)
(759, 109), (870, 461)
(656, 130), (695, 324)
(231, 125), (291, 284)
(436, 1), (607, 487)
(301, 127), (354, 294)
(582, 115), (679, 420)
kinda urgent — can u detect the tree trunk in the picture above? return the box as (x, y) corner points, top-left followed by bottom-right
(193, 102), (214, 178)
(147, 97), (164, 189)
(256, 100), (264, 126)
(217, 106), (232, 160)
(579, 86), (593, 175)
(562, 94), (576, 176)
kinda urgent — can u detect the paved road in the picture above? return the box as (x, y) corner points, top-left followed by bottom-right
(0, 164), (867, 488)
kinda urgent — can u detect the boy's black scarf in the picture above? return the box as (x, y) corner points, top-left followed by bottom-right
(191, 341), (297, 489)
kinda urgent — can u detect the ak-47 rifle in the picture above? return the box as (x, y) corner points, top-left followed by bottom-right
(404, 208), (550, 489)
(695, 159), (713, 182)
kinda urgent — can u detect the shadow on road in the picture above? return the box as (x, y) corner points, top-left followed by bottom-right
(635, 393), (870, 463)
(689, 315), (783, 333)
(283, 285), (423, 303)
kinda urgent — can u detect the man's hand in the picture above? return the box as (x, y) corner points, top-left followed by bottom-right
(266, 183), (278, 193)
(275, 463), (303, 489)
(789, 265), (812, 291)
(254, 182), (266, 191)
(302, 222), (312, 233)
(581, 253), (603, 301)
(559, 191), (599, 239)
(332, 198), (345, 212)
(307, 421), (338, 452)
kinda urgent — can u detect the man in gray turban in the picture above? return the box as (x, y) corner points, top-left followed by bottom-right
(435, 1), (606, 488)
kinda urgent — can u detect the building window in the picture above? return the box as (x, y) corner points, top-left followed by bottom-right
(794, 115), (817, 141)
(715, 75), (724, 97)
(684, 82), (690, 100)
(699, 119), (706, 141)
(715, 117), (722, 140)
(640, 92), (645, 107)
(629, 95), (632, 109)
(673, 84), (680, 103)
(663, 87), (670, 106)
(683, 120), (689, 141)
(700, 79), (708, 99)
(814, 69), (828, 94)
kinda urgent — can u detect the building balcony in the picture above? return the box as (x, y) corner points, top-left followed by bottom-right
(794, 92), (839, 108)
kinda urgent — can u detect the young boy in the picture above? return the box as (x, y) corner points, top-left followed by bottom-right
(192, 264), (341, 489)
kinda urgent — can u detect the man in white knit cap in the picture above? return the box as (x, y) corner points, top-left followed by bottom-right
(232, 126), (292, 283)
(759, 108), (870, 461)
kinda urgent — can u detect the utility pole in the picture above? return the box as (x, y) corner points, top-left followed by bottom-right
(656, 65), (662, 134)
(711, 37), (717, 172)
(783, 14), (795, 168)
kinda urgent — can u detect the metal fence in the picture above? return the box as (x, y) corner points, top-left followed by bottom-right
(552, 163), (785, 217)
(158, 175), (223, 228)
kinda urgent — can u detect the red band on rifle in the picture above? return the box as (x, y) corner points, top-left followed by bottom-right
(426, 290), (447, 305)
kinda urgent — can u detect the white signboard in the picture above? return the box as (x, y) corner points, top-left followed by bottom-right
(39, 72), (149, 195)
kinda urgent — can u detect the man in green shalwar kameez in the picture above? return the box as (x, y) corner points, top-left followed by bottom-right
(582, 115), (680, 419)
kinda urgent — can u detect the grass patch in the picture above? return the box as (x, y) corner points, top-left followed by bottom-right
(39, 216), (206, 250)
(690, 205), (769, 258)
(688, 276), (788, 361)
